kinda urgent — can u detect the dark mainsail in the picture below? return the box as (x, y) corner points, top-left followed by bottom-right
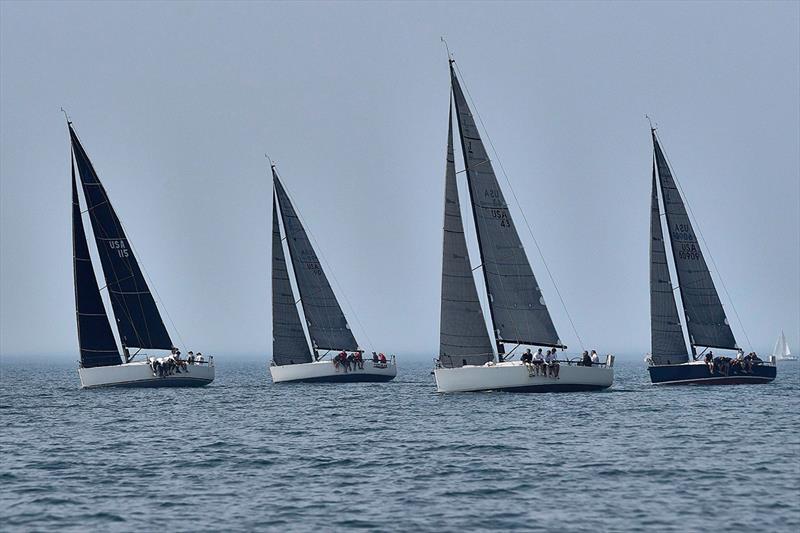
(69, 125), (173, 351)
(72, 158), (122, 368)
(439, 105), (495, 367)
(649, 161), (689, 364)
(653, 132), (737, 351)
(450, 65), (562, 349)
(271, 195), (313, 365)
(273, 170), (358, 352)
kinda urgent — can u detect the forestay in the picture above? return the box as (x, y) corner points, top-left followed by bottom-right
(271, 196), (313, 365)
(273, 170), (358, 352)
(649, 162), (689, 364)
(70, 125), (173, 350)
(72, 160), (122, 368)
(450, 66), (562, 349)
(439, 105), (495, 367)
(653, 133), (737, 350)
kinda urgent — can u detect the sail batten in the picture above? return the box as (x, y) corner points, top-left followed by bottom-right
(72, 157), (121, 368)
(450, 66), (562, 349)
(271, 195), (313, 365)
(70, 125), (173, 351)
(438, 103), (495, 367)
(273, 171), (358, 352)
(649, 159), (690, 364)
(653, 133), (737, 351)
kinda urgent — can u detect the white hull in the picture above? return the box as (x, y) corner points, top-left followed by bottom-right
(434, 357), (614, 393)
(777, 356), (798, 362)
(78, 359), (215, 388)
(270, 358), (397, 383)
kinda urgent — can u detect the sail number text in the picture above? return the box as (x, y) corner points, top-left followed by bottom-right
(304, 261), (323, 276)
(109, 240), (129, 258)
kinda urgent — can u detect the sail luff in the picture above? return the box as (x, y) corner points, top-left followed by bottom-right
(438, 100), (495, 367)
(272, 194), (313, 365)
(653, 132), (737, 351)
(649, 157), (690, 364)
(272, 169), (358, 352)
(72, 153), (121, 368)
(69, 125), (173, 351)
(449, 64), (562, 350)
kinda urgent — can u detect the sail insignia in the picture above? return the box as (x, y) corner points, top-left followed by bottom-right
(438, 102), (495, 367)
(273, 170), (358, 352)
(72, 156), (122, 368)
(272, 195), (313, 365)
(70, 125), (173, 351)
(653, 133), (737, 351)
(450, 65), (562, 348)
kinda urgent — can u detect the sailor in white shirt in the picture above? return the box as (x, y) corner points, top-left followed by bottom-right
(591, 350), (600, 364)
(532, 348), (544, 375)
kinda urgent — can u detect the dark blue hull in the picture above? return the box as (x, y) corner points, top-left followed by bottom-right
(648, 363), (776, 385)
(84, 377), (213, 389)
(281, 374), (396, 384)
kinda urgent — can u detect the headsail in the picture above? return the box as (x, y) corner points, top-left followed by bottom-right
(69, 125), (173, 350)
(649, 160), (689, 364)
(273, 170), (358, 352)
(72, 156), (121, 368)
(439, 104), (495, 367)
(653, 132), (737, 350)
(450, 65), (562, 349)
(272, 195), (313, 365)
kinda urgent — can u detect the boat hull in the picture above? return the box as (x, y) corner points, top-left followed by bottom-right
(78, 360), (215, 389)
(269, 359), (397, 383)
(648, 360), (776, 385)
(434, 358), (614, 393)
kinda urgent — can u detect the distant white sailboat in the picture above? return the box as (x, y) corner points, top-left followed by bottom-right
(773, 331), (796, 361)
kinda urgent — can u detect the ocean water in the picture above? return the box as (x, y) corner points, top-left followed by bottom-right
(1, 357), (798, 532)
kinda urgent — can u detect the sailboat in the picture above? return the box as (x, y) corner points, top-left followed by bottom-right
(773, 331), (796, 361)
(269, 164), (397, 383)
(646, 126), (776, 385)
(69, 120), (214, 388)
(433, 60), (614, 393)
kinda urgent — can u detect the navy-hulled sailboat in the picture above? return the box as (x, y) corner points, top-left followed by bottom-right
(68, 120), (214, 388)
(646, 126), (776, 385)
(268, 164), (397, 383)
(433, 59), (614, 393)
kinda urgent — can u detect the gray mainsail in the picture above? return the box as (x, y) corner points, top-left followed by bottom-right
(439, 104), (495, 367)
(273, 170), (358, 352)
(272, 195), (313, 365)
(450, 65), (562, 350)
(649, 161), (689, 364)
(653, 132), (737, 351)
(70, 124), (173, 351)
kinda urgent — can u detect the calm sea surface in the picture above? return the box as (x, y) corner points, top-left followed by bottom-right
(1, 358), (798, 532)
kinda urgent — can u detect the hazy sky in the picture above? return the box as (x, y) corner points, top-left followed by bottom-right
(1, 1), (798, 360)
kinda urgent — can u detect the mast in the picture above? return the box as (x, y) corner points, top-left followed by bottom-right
(272, 168), (358, 352)
(69, 124), (173, 352)
(652, 130), (737, 353)
(71, 149), (122, 368)
(272, 191), (313, 365)
(449, 62), (563, 354)
(438, 97), (495, 367)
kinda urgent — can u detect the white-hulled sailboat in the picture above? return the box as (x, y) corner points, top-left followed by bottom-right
(269, 164), (397, 383)
(433, 60), (614, 393)
(68, 120), (214, 388)
(773, 331), (796, 362)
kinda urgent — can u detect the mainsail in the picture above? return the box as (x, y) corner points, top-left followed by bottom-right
(653, 132), (737, 350)
(649, 161), (689, 364)
(70, 125), (173, 350)
(72, 158), (122, 368)
(450, 65), (562, 349)
(773, 331), (791, 358)
(273, 170), (358, 352)
(271, 195), (313, 365)
(438, 104), (495, 367)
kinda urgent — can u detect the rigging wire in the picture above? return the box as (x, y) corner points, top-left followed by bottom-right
(451, 60), (586, 352)
(653, 129), (753, 352)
